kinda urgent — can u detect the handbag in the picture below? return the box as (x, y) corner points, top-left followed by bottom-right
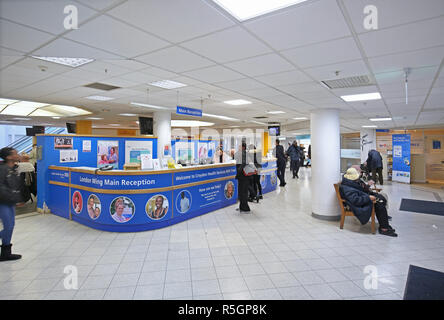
(243, 163), (257, 176)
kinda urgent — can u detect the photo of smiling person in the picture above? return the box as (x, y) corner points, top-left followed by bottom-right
(110, 197), (135, 223)
(146, 195), (169, 220)
(176, 190), (192, 214)
(72, 191), (82, 214)
(87, 194), (101, 220)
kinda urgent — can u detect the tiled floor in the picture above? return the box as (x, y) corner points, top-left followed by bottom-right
(1, 167), (444, 300)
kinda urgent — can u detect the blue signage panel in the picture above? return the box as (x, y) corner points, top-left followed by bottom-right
(176, 106), (202, 117)
(173, 166), (236, 186)
(392, 134), (411, 183)
(48, 169), (69, 183)
(70, 171), (172, 190)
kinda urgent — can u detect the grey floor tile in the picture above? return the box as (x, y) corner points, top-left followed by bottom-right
(164, 282), (193, 299)
(192, 279), (221, 296)
(278, 286), (312, 300)
(218, 277), (249, 294)
(133, 284), (164, 300)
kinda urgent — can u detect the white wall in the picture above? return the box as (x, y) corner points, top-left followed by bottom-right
(0, 125), (28, 148)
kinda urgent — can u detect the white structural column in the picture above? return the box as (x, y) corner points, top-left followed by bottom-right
(153, 111), (171, 159)
(360, 128), (377, 163)
(310, 109), (341, 221)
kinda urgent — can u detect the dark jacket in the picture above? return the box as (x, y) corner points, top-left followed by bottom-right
(339, 177), (373, 225)
(286, 145), (301, 162)
(275, 145), (286, 163)
(0, 163), (23, 205)
(366, 149), (383, 171)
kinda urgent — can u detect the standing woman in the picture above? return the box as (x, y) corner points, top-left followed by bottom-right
(0, 147), (23, 261)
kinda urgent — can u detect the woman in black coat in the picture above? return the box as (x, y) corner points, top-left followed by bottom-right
(340, 168), (397, 237)
(0, 147), (23, 261)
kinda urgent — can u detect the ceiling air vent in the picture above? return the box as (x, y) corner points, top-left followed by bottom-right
(253, 116), (268, 119)
(321, 75), (373, 89)
(84, 82), (120, 91)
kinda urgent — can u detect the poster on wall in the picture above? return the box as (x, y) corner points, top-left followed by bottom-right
(392, 134), (411, 183)
(198, 142), (208, 161)
(97, 140), (119, 169)
(82, 140), (91, 152)
(125, 140), (153, 164)
(360, 129), (376, 163)
(54, 137), (73, 149)
(175, 141), (195, 162)
(60, 149), (78, 163)
(208, 141), (217, 159)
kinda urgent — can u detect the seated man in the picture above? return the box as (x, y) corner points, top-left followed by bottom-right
(340, 167), (397, 237)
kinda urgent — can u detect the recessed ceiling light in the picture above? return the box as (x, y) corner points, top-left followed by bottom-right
(109, 124), (120, 126)
(250, 120), (267, 125)
(86, 117), (104, 120)
(31, 56), (94, 67)
(293, 117), (308, 120)
(0, 98), (18, 105)
(171, 120), (214, 127)
(369, 117), (392, 121)
(202, 113), (240, 121)
(149, 80), (187, 89)
(341, 92), (381, 102)
(224, 99), (252, 105)
(267, 111), (286, 114)
(211, 0), (308, 21)
(130, 102), (170, 110)
(362, 125), (378, 128)
(229, 125), (240, 128)
(8, 101), (49, 108)
(12, 117), (31, 121)
(119, 113), (138, 116)
(52, 116), (61, 119)
(85, 95), (115, 101)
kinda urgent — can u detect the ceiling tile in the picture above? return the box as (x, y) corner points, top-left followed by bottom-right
(136, 46), (214, 73)
(0, 19), (54, 53)
(181, 26), (271, 63)
(375, 65), (438, 85)
(33, 38), (120, 59)
(281, 37), (362, 68)
(303, 59), (369, 81)
(0, 0), (98, 35)
(75, 0), (125, 11)
(225, 53), (294, 77)
(369, 46), (444, 74)
(256, 69), (311, 86)
(244, 0), (350, 51)
(215, 78), (266, 92)
(183, 65), (244, 83)
(65, 15), (169, 58)
(343, 0), (444, 34)
(359, 17), (444, 58)
(108, 0), (235, 43)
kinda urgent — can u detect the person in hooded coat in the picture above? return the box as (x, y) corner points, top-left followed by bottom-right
(340, 167), (397, 237)
(366, 149), (384, 185)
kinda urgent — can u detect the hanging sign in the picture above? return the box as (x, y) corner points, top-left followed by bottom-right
(176, 106), (202, 117)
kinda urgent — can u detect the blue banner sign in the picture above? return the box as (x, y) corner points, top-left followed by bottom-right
(174, 166), (236, 186)
(392, 134), (411, 183)
(176, 106), (202, 117)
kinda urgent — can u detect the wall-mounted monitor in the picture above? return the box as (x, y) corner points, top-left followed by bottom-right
(66, 123), (76, 134)
(139, 117), (153, 135)
(268, 126), (280, 136)
(26, 126), (45, 136)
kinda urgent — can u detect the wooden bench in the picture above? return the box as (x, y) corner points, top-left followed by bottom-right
(334, 183), (376, 234)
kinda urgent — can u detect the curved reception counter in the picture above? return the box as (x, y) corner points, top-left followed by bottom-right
(46, 160), (277, 232)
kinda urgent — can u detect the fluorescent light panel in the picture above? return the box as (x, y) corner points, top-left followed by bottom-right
(341, 92), (381, 102)
(130, 102), (170, 110)
(31, 56), (94, 67)
(171, 120), (214, 127)
(362, 125), (377, 128)
(267, 111), (285, 114)
(212, 0), (308, 21)
(369, 117), (392, 121)
(119, 113), (138, 116)
(293, 117), (308, 120)
(0, 98), (18, 105)
(202, 113), (240, 121)
(1, 105), (38, 116)
(224, 99), (252, 105)
(85, 95), (115, 101)
(149, 80), (187, 89)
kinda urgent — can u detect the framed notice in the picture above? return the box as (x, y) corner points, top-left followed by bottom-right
(97, 140), (119, 169)
(54, 136), (73, 149)
(60, 149), (78, 163)
(82, 140), (91, 152)
(125, 140), (153, 164)
(140, 154), (153, 170)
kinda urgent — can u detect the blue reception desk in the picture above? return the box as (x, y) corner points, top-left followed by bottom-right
(46, 159), (277, 232)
